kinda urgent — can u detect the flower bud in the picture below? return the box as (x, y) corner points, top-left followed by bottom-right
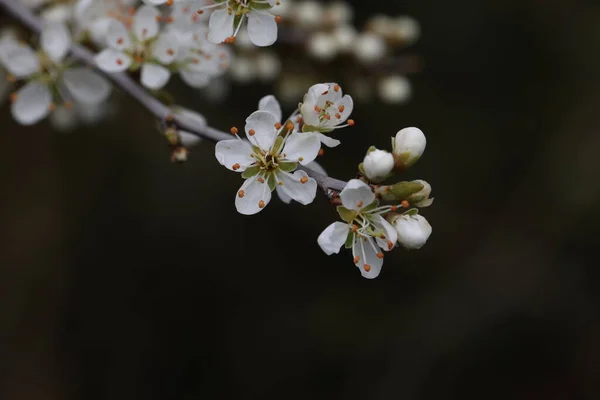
(407, 179), (433, 207)
(392, 127), (426, 168)
(392, 214), (432, 249)
(362, 148), (394, 183)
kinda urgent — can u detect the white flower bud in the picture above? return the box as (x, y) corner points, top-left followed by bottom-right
(408, 180), (433, 207)
(255, 51), (281, 81)
(363, 149), (394, 183)
(325, 2), (353, 26)
(307, 32), (338, 61)
(354, 32), (387, 64)
(393, 127), (426, 168)
(378, 75), (411, 104)
(229, 56), (256, 83)
(393, 214), (432, 249)
(293, 1), (324, 28)
(392, 16), (421, 45)
(331, 24), (357, 53)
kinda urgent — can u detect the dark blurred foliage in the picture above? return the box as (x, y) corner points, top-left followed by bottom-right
(2, 0), (600, 399)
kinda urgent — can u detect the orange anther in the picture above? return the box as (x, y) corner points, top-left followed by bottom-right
(230, 126), (238, 134)
(197, 9), (204, 14)
(347, 119), (355, 126)
(323, 113), (331, 120)
(391, 205), (398, 211)
(351, 225), (358, 232)
(335, 113), (341, 119)
(300, 176), (308, 184)
(117, 37), (124, 45)
(275, 15), (282, 23)
(318, 148), (325, 156)
(314, 105), (321, 112)
(232, 163), (241, 170)
(258, 200), (265, 208)
(338, 105), (345, 112)
(376, 252), (384, 259)
(238, 190), (245, 198)
(274, 122), (282, 129)
(363, 264), (371, 272)
(357, 201), (363, 208)
(166, 0), (174, 5)
(401, 200), (409, 208)
(116, 58), (123, 65)
(167, 48), (174, 55)
(353, 256), (360, 264)
(286, 122), (294, 130)
(166, 16), (174, 23)
(387, 241), (394, 250)
(333, 84), (340, 92)
(248, 129), (256, 136)
(257, 177), (265, 183)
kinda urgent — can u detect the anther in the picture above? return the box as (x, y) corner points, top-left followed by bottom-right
(286, 122), (294, 130)
(166, 16), (174, 23)
(363, 264), (371, 272)
(275, 15), (282, 23)
(232, 163), (241, 170)
(167, 48), (174, 56)
(230, 126), (238, 134)
(401, 200), (409, 208)
(323, 114), (331, 120)
(274, 122), (282, 129)
(338, 105), (345, 112)
(166, 0), (174, 6)
(318, 148), (325, 156)
(376, 252), (384, 259)
(298, 157), (304, 162)
(248, 129), (256, 136)
(353, 256), (360, 264)
(300, 176), (308, 184)
(258, 200), (265, 208)
(356, 201), (363, 208)
(351, 224), (358, 232)
(391, 205), (398, 211)
(116, 58), (123, 65)
(387, 241), (394, 250)
(238, 190), (245, 198)
(117, 37), (124, 45)
(335, 113), (341, 119)
(347, 119), (355, 126)
(197, 9), (204, 14)
(314, 105), (321, 112)
(333, 84), (340, 92)
(257, 177), (265, 183)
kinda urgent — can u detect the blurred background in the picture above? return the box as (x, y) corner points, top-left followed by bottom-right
(2, 0), (600, 398)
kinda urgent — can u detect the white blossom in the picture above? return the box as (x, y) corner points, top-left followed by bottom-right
(0, 23), (111, 125)
(407, 179), (433, 207)
(94, 5), (178, 90)
(392, 214), (432, 249)
(200, 0), (280, 47)
(392, 127), (426, 168)
(317, 179), (398, 279)
(215, 108), (321, 215)
(362, 148), (394, 183)
(299, 82), (353, 145)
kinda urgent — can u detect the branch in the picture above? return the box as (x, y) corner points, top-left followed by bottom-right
(0, 0), (348, 195)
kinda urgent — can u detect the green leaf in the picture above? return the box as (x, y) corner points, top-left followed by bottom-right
(337, 206), (357, 223)
(344, 231), (354, 249)
(361, 200), (379, 213)
(242, 165), (260, 179)
(278, 161), (297, 172)
(378, 181), (424, 201)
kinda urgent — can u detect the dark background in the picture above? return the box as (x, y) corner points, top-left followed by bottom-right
(2, 0), (600, 398)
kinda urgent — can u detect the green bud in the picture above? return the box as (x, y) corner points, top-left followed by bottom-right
(375, 181), (424, 201)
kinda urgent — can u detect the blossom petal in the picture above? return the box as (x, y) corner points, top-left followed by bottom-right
(11, 81), (51, 125)
(0, 42), (40, 78)
(133, 5), (160, 41)
(41, 22), (71, 62)
(207, 8), (234, 44)
(281, 132), (320, 165)
(315, 132), (340, 147)
(373, 215), (397, 252)
(275, 170), (317, 205)
(354, 236), (383, 279)
(105, 20), (131, 50)
(61, 67), (111, 104)
(317, 221), (348, 255)
(247, 11), (277, 47)
(153, 32), (179, 64)
(180, 69), (211, 88)
(215, 139), (255, 172)
(140, 63), (171, 90)
(258, 94), (282, 122)
(340, 179), (375, 211)
(275, 185), (292, 204)
(95, 48), (131, 72)
(245, 110), (278, 150)
(314, 82), (343, 107)
(235, 174), (272, 215)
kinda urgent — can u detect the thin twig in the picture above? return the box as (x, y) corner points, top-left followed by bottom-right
(0, 0), (348, 195)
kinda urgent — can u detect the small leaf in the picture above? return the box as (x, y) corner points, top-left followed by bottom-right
(337, 206), (357, 223)
(278, 161), (297, 172)
(344, 231), (354, 249)
(242, 165), (260, 179)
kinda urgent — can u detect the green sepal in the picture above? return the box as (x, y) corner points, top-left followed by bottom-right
(403, 208), (419, 216)
(358, 162), (365, 175)
(302, 124), (319, 133)
(360, 199), (379, 213)
(344, 231), (354, 249)
(251, 1), (274, 10)
(267, 172), (276, 191)
(378, 181), (424, 201)
(272, 135), (284, 152)
(242, 165), (261, 179)
(337, 206), (357, 223)
(278, 161), (297, 172)
(366, 145), (377, 154)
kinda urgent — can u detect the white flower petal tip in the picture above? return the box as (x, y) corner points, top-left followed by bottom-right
(317, 222), (348, 255)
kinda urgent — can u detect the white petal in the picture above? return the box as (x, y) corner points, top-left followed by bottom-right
(244, 110), (278, 150)
(304, 160), (327, 175)
(180, 69), (211, 88)
(215, 139), (255, 172)
(0, 42), (40, 78)
(317, 221), (348, 255)
(373, 215), (397, 252)
(281, 132), (320, 165)
(140, 63), (171, 90)
(105, 20), (131, 50)
(207, 8), (234, 44)
(299, 102), (319, 126)
(95, 48), (131, 72)
(133, 5), (160, 41)
(354, 236), (383, 279)
(314, 132), (340, 148)
(61, 67), (111, 104)
(247, 11), (277, 47)
(179, 131), (202, 147)
(275, 185), (292, 204)
(275, 170), (317, 205)
(235, 174), (272, 215)
(41, 22), (71, 62)
(314, 82), (343, 108)
(153, 32), (179, 64)
(11, 81), (51, 125)
(340, 179), (375, 211)
(258, 94), (282, 122)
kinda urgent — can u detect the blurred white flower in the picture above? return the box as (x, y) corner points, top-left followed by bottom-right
(307, 32), (338, 61)
(378, 75), (411, 104)
(300, 82), (353, 140)
(354, 32), (387, 64)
